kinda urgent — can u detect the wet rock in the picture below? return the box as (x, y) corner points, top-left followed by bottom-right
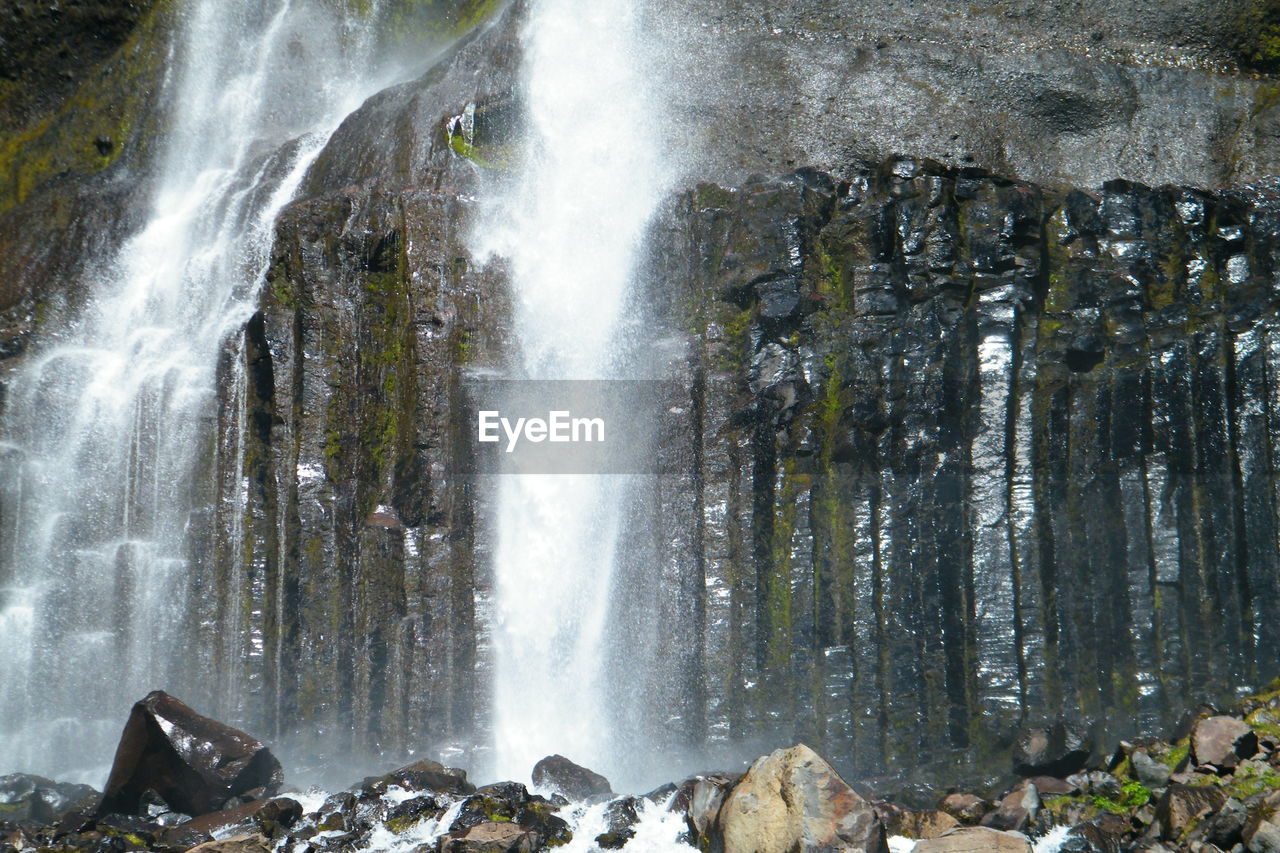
(1026, 776), (1075, 796)
(531, 755), (611, 801)
(1193, 717), (1259, 771)
(96, 691), (282, 818)
(187, 834), (272, 853)
(1065, 771), (1121, 798)
(671, 773), (737, 840)
(1060, 820), (1124, 853)
(177, 796), (301, 838)
(365, 759), (475, 797)
(913, 826), (1033, 853)
(938, 793), (991, 825)
(595, 796), (641, 849)
(1132, 750), (1173, 788)
(439, 820), (537, 853)
(980, 783), (1040, 832)
(717, 744), (887, 853)
(1156, 785), (1229, 842)
(1013, 724), (1092, 777)
(0, 774), (97, 824)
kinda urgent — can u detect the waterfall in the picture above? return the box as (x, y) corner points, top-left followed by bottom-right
(473, 0), (671, 785)
(0, 0), (393, 784)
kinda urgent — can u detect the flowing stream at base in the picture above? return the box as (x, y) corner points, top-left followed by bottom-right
(0, 0), (396, 783)
(474, 0), (671, 786)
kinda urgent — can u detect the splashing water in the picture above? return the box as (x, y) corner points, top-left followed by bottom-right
(0, 0), (398, 782)
(473, 0), (671, 785)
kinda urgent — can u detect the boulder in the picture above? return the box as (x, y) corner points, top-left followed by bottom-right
(980, 784), (1040, 832)
(717, 744), (887, 853)
(1131, 750), (1173, 788)
(1192, 716), (1259, 771)
(0, 774), (97, 824)
(364, 758), (475, 796)
(1244, 791), (1280, 853)
(1155, 785), (1229, 842)
(177, 796), (301, 838)
(531, 755), (612, 801)
(938, 793), (991, 825)
(671, 773), (737, 839)
(913, 827), (1033, 853)
(1060, 821), (1124, 853)
(595, 796), (641, 849)
(96, 691), (283, 817)
(897, 810), (962, 839)
(439, 820), (537, 853)
(186, 834), (272, 853)
(1012, 723), (1092, 777)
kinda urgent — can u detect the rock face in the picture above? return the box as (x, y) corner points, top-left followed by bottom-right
(96, 691), (283, 818)
(531, 756), (612, 801)
(717, 744), (887, 853)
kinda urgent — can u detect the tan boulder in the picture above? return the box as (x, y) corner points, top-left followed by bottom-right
(914, 826), (1033, 853)
(718, 744), (887, 853)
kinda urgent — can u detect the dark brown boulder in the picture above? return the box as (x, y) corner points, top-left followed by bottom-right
(1155, 785), (1228, 842)
(531, 755), (612, 801)
(362, 759), (475, 797)
(96, 691), (283, 818)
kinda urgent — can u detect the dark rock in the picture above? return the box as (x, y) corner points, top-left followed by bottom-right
(1026, 777), (1075, 795)
(717, 744), (887, 853)
(1243, 790), (1280, 853)
(365, 759), (475, 797)
(1013, 724), (1092, 777)
(1132, 751), (1174, 788)
(594, 797), (641, 849)
(531, 755), (611, 801)
(1065, 771), (1121, 798)
(0, 774), (97, 824)
(1060, 820), (1124, 853)
(96, 692), (282, 818)
(1156, 785), (1229, 842)
(1193, 798), (1247, 849)
(1193, 717), (1260, 771)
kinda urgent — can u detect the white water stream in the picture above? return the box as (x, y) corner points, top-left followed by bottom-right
(0, 0), (396, 783)
(473, 0), (672, 785)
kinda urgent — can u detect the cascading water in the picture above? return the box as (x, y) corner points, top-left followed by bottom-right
(0, 0), (395, 783)
(474, 0), (672, 786)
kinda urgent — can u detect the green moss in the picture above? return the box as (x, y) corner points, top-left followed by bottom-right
(1163, 740), (1190, 770)
(1092, 780), (1151, 814)
(1235, 0), (1280, 72)
(0, 0), (172, 214)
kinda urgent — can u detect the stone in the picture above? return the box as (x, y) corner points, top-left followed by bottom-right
(186, 833), (272, 853)
(1193, 717), (1259, 771)
(913, 826), (1033, 853)
(0, 774), (97, 824)
(938, 793), (991, 825)
(1156, 785), (1229, 842)
(1194, 798), (1247, 850)
(96, 691), (283, 817)
(366, 759), (475, 797)
(1013, 724), (1092, 777)
(531, 755), (611, 801)
(595, 796), (641, 849)
(980, 784), (1040, 832)
(439, 820), (537, 853)
(898, 810), (962, 839)
(671, 773), (737, 840)
(717, 744), (887, 853)
(1060, 821), (1124, 853)
(1244, 791), (1280, 853)
(1132, 750), (1173, 788)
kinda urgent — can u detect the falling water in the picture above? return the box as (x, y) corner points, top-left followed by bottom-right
(474, 0), (671, 784)
(0, 0), (395, 783)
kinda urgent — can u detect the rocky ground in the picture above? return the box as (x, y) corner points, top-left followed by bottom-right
(10, 686), (1280, 853)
